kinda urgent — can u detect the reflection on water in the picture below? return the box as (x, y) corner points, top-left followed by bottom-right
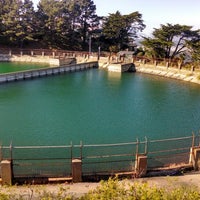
(0, 62), (49, 74)
(108, 71), (122, 80)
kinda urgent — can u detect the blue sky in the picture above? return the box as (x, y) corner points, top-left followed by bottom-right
(33, 0), (200, 35)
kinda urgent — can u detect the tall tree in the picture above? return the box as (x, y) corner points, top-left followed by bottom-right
(187, 30), (200, 64)
(142, 23), (199, 59)
(17, 0), (36, 47)
(102, 11), (145, 52)
(36, 0), (64, 48)
(0, 0), (22, 46)
(66, 0), (99, 50)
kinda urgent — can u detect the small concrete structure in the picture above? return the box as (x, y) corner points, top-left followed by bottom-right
(0, 62), (98, 84)
(135, 154), (147, 177)
(72, 159), (82, 182)
(107, 63), (136, 73)
(1, 160), (12, 185)
(0, 55), (76, 67)
(189, 147), (200, 170)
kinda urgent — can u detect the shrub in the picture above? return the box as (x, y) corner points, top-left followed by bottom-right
(81, 177), (200, 200)
(0, 178), (200, 199)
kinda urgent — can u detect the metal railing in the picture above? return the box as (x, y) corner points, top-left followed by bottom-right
(0, 134), (199, 178)
(0, 48), (91, 58)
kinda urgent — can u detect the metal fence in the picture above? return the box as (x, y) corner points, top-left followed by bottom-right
(0, 48), (91, 58)
(0, 134), (199, 179)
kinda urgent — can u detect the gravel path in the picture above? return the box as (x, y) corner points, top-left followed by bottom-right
(0, 172), (200, 199)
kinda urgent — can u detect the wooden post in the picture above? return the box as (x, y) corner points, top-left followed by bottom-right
(1, 160), (13, 185)
(72, 159), (82, 182)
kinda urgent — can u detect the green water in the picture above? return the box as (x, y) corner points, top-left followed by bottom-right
(0, 62), (49, 73)
(0, 67), (200, 146)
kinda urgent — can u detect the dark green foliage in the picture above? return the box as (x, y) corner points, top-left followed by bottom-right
(187, 30), (200, 64)
(142, 23), (200, 59)
(0, 0), (145, 51)
(102, 11), (145, 52)
(0, 0), (36, 47)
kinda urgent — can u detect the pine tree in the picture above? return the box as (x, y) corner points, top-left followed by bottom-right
(102, 11), (145, 52)
(142, 23), (200, 59)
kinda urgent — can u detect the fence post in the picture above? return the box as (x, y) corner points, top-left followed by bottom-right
(189, 133), (200, 170)
(135, 154), (147, 178)
(190, 147), (200, 170)
(136, 138), (139, 155)
(166, 62), (169, 68)
(191, 66), (195, 73)
(144, 137), (148, 154)
(52, 52), (55, 58)
(1, 160), (13, 185)
(72, 159), (82, 182)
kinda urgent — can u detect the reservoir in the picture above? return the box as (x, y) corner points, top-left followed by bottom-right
(0, 66), (200, 146)
(0, 62), (49, 74)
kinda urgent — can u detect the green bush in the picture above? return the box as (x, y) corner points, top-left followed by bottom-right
(0, 178), (200, 200)
(81, 178), (200, 200)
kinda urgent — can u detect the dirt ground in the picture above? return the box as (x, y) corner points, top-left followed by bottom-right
(1, 171), (200, 199)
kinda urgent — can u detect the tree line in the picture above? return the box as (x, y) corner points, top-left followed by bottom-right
(0, 0), (145, 51)
(0, 0), (199, 64)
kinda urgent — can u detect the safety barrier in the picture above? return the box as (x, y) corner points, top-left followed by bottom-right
(0, 134), (200, 184)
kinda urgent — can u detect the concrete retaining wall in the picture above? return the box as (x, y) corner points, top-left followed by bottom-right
(107, 63), (135, 72)
(0, 62), (98, 84)
(0, 55), (76, 66)
(135, 63), (200, 85)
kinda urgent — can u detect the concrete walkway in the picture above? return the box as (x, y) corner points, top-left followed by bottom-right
(1, 172), (200, 198)
(136, 64), (200, 85)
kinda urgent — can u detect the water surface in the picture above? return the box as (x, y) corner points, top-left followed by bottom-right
(0, 68), (200, 146)
(0, 62), (49, 74)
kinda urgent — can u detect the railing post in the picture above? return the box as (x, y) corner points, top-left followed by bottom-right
(190, 146), (200, 171)
(166, 62), (169, 68)
(10, 142), (13, 161)
(52, 52), (55, 58)
(136, 138), (139, 155)
(135, 154), (147, 178)
(71, 141), (82, 183)
(189, 133), (200, 170)
(72, 158), (82, 182)
(134, 138), (147, 177)
(144, 137), (148, 155)
(1, 160), (13, 185)
(70, 141), (73, 161)
(0, 143), (2, 161)
(80, 141), (83, 160)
